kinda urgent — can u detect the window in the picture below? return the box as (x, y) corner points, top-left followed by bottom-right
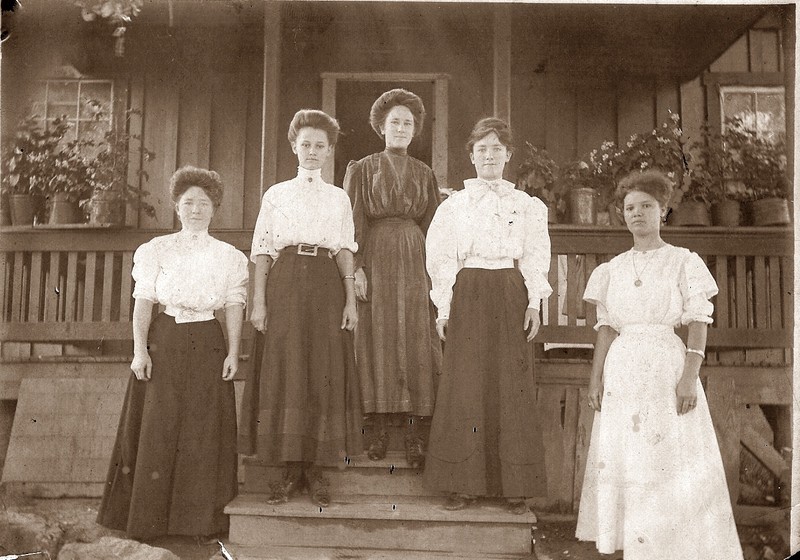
(31, 79), (114, 152)
(719, 86), (785, 141)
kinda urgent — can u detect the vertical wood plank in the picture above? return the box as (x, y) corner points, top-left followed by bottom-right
(767, 256), (781, 330)
(244, 53), (265, 229)
(65, 252), (78, 323)
(734, 256), (747, 329)
(655, 79), (680, 126)
(321, 76), (337, 186)
(119, 253), (133, 322)
(749, 29), (780, 73)
(753, 257), (768, 329)
(82, 252), (97, 323)
(11, 252), (24, 322)
(178, 82), (212, 170)
(576, 79), (616, 158)
(28, 253), (42, 323)
(566, 255), (579, 326)
(261, 2), (282, 193)
(617, 77), (655, 144)
(573, 386), (595, 511)
(715, 256), (729, 329)
(679, 77), (705, 152)
(706, 375), (741, 504)
(432, 78), (449, 192)
(561, 387), (579, 509)
(584, 254), (598, 326)
(209, 74), (247, 229)
(547, 254), (559, 327)
(780, 256), (792, 331)
(492, 5), (511, 124)
(545, 75), (577, 163)
(539, 385), (568, 509)
(709, 34), (749, 73)
(101, 252), (114, 322)
(126, 75), (145, 228)
(45, 253), (61, 322)
(0, 253), (8, 321)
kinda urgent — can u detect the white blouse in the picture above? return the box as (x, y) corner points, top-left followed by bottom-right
(251, 167), (358, 261)
(132, 230), (249, 324)
(426, 178), (552, 321)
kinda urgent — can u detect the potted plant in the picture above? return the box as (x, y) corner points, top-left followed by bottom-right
(83, 107), (156, 225)
(1, 114), (93, 225)
(516, 142), (564, 223)
(560, 158), (608, 225)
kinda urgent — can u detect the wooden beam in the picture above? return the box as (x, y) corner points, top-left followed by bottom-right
(260, 1), (281, 197)
(493, 6), (511, 123)
(741, 425), (787, 477)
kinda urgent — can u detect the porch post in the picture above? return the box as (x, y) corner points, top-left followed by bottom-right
(493, 5), (511, 124)
(260, 1), (281, 196)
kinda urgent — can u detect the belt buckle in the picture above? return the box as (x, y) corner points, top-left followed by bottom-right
(297, 243), (318, 256)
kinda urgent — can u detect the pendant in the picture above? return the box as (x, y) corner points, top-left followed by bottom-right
(634, 279), (642, 287)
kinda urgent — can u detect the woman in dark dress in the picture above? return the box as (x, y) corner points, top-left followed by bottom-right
(241, 109), (362, 507)
(424, 118), (550, 514)
(98, 166), (248, 540)
(343, 88), (442, 467)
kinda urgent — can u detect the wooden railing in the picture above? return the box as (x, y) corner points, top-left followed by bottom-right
(0, 225), (792, 350)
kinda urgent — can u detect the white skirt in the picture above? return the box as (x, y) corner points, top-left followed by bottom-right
(575, 324), (743, 560)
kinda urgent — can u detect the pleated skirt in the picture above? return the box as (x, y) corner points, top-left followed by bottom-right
(97, 314), (237, 539)
(423, 267), (548, 498)
(355, 218), (442, 416)
(239, 251), (363, 464)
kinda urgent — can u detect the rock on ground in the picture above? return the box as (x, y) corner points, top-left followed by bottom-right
(57, 536), (181, 560)
(0, 510), (63, 558)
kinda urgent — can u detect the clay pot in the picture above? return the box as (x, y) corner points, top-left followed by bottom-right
(750, 198), (790, 226)
(711, 200), (741, 227)
(671, 200), (711, 226)
(569, 188), (598, 225)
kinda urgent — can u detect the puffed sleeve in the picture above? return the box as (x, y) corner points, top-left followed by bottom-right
(418, 165), (441, 235)
(583, 263), (615, 331)
(225, 248), (249, 307)
(343, 159), (368, 270)
(336, 188), (358, 255)
(131, 240), (159, 302)
(679, 251), (718, 325)
(251, 190), (277, 261)
(518, 196), (553, 310)
(425, 197), (459, 321)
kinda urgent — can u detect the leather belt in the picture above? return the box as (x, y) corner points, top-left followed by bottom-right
(284, 244), (332, 258)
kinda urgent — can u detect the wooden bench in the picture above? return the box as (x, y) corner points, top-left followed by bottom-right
(0, 226), (792, 517)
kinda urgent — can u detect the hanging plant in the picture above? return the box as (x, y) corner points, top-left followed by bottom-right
(74, 0), (143, 56)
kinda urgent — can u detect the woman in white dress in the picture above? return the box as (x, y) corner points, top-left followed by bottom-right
(575, 170), (743, 559)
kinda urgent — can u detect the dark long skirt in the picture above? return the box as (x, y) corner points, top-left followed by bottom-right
(239, 250), (363, 464)
(356, 218), (441, 416)
(98, 314), (237, 539)
(423, 268), (548, 498)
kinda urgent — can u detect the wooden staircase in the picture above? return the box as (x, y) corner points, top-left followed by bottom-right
(225, 426), (539, 559)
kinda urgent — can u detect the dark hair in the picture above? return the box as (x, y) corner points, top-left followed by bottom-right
(369, 88), (426, 138)
(466, 117), (514, 153)
(616, 170), (674, 209)
(170, 165), (224, 208)
(288, 109), (341, 146)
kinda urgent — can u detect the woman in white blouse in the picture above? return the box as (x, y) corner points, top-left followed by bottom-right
(424, 117), (551, 514)
(240, 109), (361, 508)
(98, 166), (248, 541)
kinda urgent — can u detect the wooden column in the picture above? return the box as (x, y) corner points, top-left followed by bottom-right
(493, 6), (511, 123)
(260, 1), (281, 196)
(321, 76), (337, 185)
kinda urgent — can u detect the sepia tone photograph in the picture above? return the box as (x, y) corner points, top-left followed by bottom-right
(0, 1), (795, 559)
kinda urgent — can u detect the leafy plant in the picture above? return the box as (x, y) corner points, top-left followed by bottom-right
(516, 142), (564, 210)
(1, 114), (94, 203)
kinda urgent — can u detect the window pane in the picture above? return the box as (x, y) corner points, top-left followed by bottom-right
(80, 120), (111, 148)
(756, 93), (785, 139)
(80, 82), (113, 120)
(47, 81), (79, 104)
(722, 92), (754, 122)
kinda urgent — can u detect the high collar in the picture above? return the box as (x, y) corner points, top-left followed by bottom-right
(176, 228), (211, 242)
(297, 166), (324, 185)
(463, 177), (515, 199)
(385, 146), (408, 157)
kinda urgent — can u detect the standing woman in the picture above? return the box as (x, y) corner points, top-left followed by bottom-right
(344, 88), (442, 467)
(98, 166), (247, 541)
(242, 109), (361, 508)
(424, 117), (550, 513)
(575, 170), (743, 559)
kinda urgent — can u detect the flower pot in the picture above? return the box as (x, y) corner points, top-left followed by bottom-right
(0, 194), (11, 226)
(711, 200), (741, 227)
(569, 187), (598, 225)
(671, 200), (711, 226)
(546, 202), (559, 224)
(750, 198), (790, 226)
(89, 193), (126, 226)
(47, 193), (82, 224)
(8, 194), (43, 226)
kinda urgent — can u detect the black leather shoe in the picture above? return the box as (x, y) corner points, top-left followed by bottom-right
(367, 431), (388, 461)
(405, 434), (425, 468)
(506, 499), (529, 515)
(443, 493), (476, 511)
(307, 468), (331, 508)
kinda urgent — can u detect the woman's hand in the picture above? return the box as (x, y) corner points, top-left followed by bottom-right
(222, 354), (238, 381)
(341, 301), (358, 331)
(676, 374), (698, 415)
(524, 309), (540, 342)
(250, 301), (267, 333)
(436, 319), (447, 342)
(131, 352), (152, 381)
(587, 374), (603, 412)
(354, 268), (368, 302)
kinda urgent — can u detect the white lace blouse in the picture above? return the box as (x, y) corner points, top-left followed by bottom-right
(426, 178), (552, 321)
(131, 230), (249, 323)
(251, 167), (358, 261)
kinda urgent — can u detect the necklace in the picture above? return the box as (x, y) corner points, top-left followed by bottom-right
(631, 250), (657, 287)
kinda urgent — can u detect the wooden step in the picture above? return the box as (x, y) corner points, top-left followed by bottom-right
(226, 494), (536, 556)
(243, 452), (430, 497)
(224, 544), (537, 559)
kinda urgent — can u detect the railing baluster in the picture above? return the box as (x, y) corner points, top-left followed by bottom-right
(119, 252), (133, 322)
(65, 252), (78, 323)
(714, 256), (729, 329)
(767, 256), (781, 330)
(83, 253), (97, 323)
(753, 256), (767, 329)
(734, 256), (746, 330)
(45, 252), (60, 322)
(548, 254), (559, 327)
(566, 254), (579, 326)
(10, 252), (24, 322)
(102, 252), (114, 322)
(29, 253), (43, 323)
